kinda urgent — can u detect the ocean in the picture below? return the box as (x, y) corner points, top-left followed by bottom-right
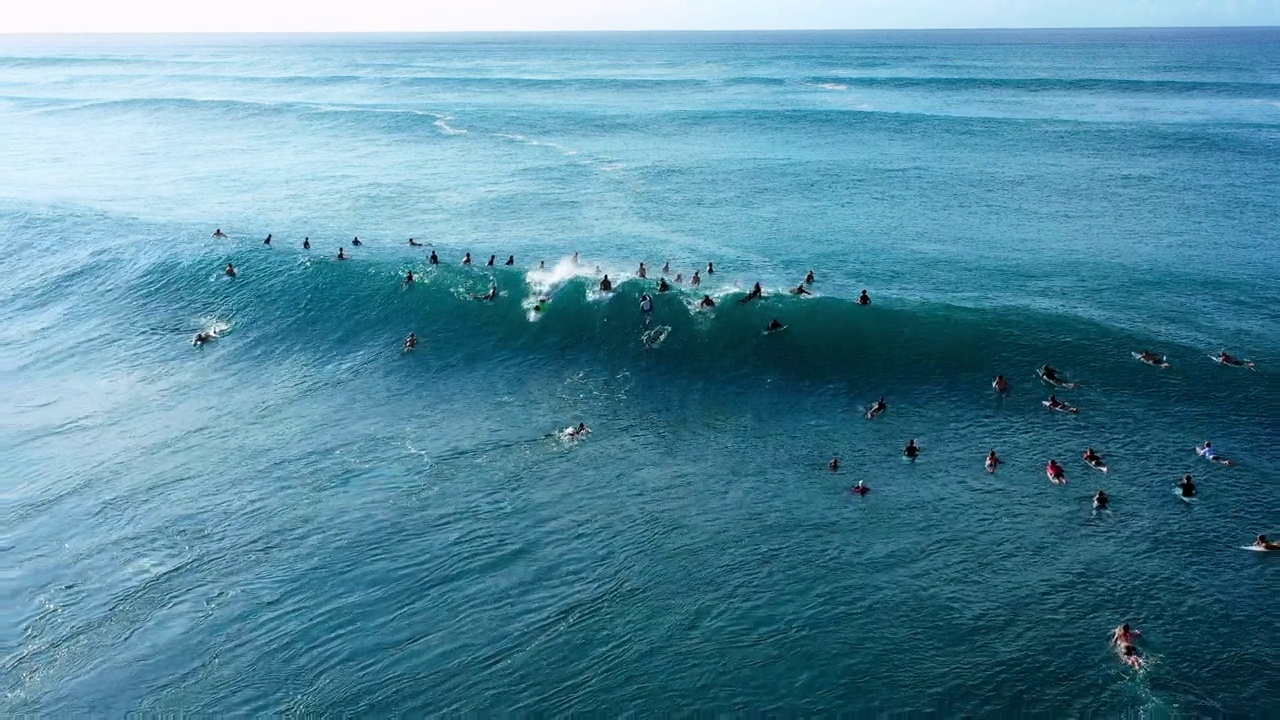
(1, 28), (1277, 714)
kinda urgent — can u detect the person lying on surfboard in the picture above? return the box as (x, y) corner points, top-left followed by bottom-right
(866, 397), (887, 419)
(1136, 350), (1166, 365)
(1253, 535), (1280, 551)
(1197, 441), (1231, 465)
(1214, 351), (1255, 369)
(1083, 448), (1106, 470)
(764, 319), (785, 333)
(1046, 459), (1066, 483)
(1045, 394), (1078, 413)
(789, 283), (811, 296)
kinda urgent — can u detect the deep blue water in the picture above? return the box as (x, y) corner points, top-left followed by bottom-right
(2, 29), (1278, 714)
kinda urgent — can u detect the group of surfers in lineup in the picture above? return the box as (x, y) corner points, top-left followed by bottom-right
(205, 229), (1275, 596)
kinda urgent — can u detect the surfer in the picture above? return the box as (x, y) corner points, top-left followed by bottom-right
(637, 262), (647, 279)
(404, 333), (417, 351)
(658, 278), (671, 293)
(1045, 394), (1077, 413)
(404, 271), (415, 285)
(985, 450), (1002, 472)
(858, 290), (871, 305)
(866, 397), (887, 419)
(337, 247), (346, 260)
(790, 283), (812, 296)
(739, 282), (763, 304)
(212, 228), (227, 238)
(462, 252), (471, 265)
(639, 293), (654, 325)
(662, 260), (670, 274)
(572, 252), (580, 267)
(1112, 623), (1141, 646)
(1093, 490), (1110, 510)
(706, 261), (715, 275)
(851, 480), (870, 496)
(1083, 448), (1106, 470)
(1111, 624), (1143, 668)
(1197, 441), (1230, 465)
(828, 457), (840, 471)
(567, 422), (591, 438)
(804, 270), (815, 284)
(1046, 459), (1066, 483)
(224, 263), (236, 278)
(263, 234), (272, 245)
(691, 270), (701, 288)
(1137, 350), (1165, 365)
(303, 237), (310, 250)
(674, 273), (683, 284)
(1253, 535), (1280, 551)
(599, 275), (613, 293)
(1178, 474), (1196, 498)
(765, 319), (785, 333)
(192, 330), (218, 346)
(505, 255), (515, 266)
(351, 236), (362, 247)
(1214, 350), (1255, 369)
(430, 251), (439, 264)
(486, 255), (496, 267)
(902, 439), (920, 459)
(473, 284), (498, 302)
(992, 374), (1010, 393)
(699, 294), (716, 309)
(539, 260), (546, 270)
(408, 238), (423, 247)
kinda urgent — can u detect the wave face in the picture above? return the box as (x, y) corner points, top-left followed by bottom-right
(2, 29), (1279, 717)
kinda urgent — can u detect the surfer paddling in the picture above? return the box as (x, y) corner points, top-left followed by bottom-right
(865, 397), (887, 420)
(1197, 441), (1232, 465)
(212, 228), (227, 238)
(1213, 350), (1255, 370)
(192, 330), (219, 346)
(1083, 448), (1107, 473)
(1112, 624), (1143, 669)
(1044, 394), (1078, 414)
(1046, 459), (1066, 484)
(1253, 535), (1280, 551)
(224, 263), (237, 278)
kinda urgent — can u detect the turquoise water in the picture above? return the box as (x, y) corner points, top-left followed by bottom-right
(2, 29), (1278, 714)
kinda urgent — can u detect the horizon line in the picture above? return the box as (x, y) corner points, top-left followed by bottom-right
(2, 25), (1278, 37)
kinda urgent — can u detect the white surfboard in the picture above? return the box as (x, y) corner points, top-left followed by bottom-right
(1132, 352), (1170, 368)
(1043, 400), (1078, 414)
(1173, 487), (1196, 503)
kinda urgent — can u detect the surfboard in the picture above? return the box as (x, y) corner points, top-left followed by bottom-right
(1132, 352), (1170, 368)
(985, 460), (998, 474)
(1240, 545), (1273, 552)
(1042, 400), (1078, 414)
(1085, 458), (1108, 473)
(1173, 487), (1196, 503)
(865, 406), (885, 420)
(1047, 469), (1066, 484)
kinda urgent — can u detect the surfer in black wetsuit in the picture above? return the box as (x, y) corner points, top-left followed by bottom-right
(404, 271), (415, 285)
(212, 228), (227, 238)
(474, 284), (498, 302)
(739, 282), (763, 304)
(193, 330), (217, 346)
(903, 439), (920, 459)
(462, 252), (472, 265)
(1093, 490), (1110, 510)
(1178, 474), (1196, 497)
(430, 251), (439, 264)
(409, 238), (422, 247)
(487, 255), (496, 266)
(351, 236), (362, 247)
(765, 319), (784, 333)
(706, 261), (715, 275)
(303, 237), (311, 250)
(805, 270), (815, 284)
(1040, 365), (1062, 383)
(264, 234), (272, 245)
(858, 289), (871, 305)
(599, 275), (613, 292)
(337, 247), (346, 260)
(657, 278), (671, 293)
(662, 260), (670, 275)
(505, 255), (515, 266)
(790, 283), (811, 296)
(699, 294), (716, 308)
(868, 397), (887, 418)
(224, 263), (236, 278)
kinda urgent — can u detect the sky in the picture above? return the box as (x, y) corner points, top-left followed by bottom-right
(3, 0), (1278, 33)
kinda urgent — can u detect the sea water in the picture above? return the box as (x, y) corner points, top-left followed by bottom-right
(1, 29), (1277, 714)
